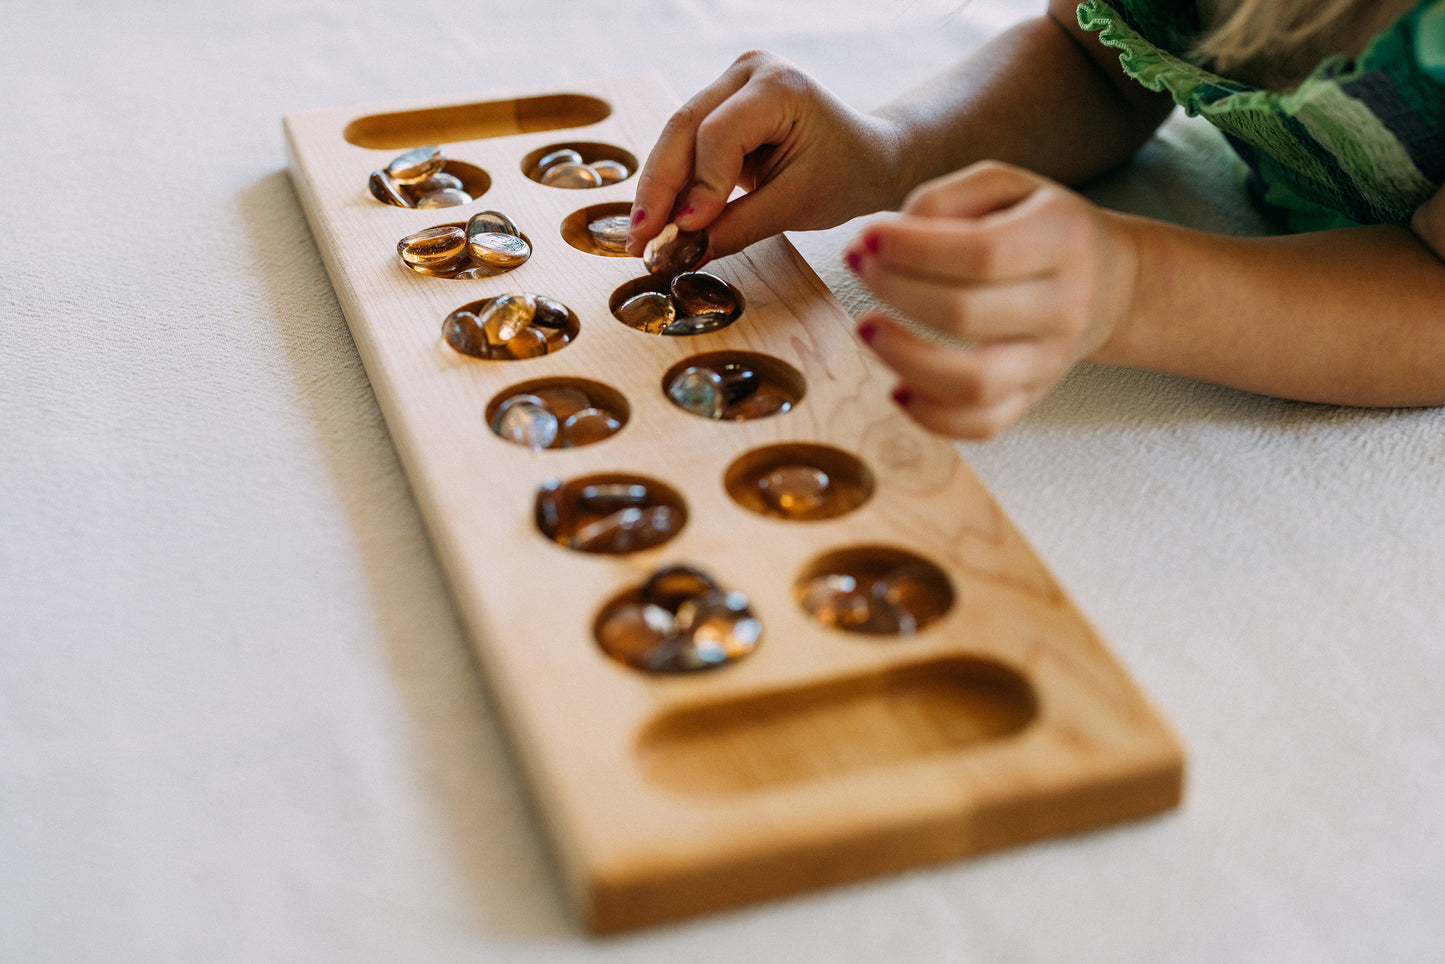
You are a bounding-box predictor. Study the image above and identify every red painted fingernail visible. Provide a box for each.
[857,319,877,344]
[677,204,695,220]
[891,386,911,407]
[630,208,647,227]
[864,231,880,255]
[844,250,861,272]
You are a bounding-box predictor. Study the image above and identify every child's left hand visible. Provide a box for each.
[846,161,1139,439]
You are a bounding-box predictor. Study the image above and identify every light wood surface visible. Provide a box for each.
[284,74,1184,934]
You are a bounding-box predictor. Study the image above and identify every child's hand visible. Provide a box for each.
[846,161,1138,439]
[627,50,905,260]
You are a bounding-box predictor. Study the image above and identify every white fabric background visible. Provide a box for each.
[3,1,1443,961]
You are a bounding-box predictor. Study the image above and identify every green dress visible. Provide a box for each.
[1076,0,1445,231]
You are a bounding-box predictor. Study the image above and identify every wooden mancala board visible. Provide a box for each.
[283,74,1184,934]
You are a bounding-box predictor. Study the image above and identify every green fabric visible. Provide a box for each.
[1077,0,1445,232]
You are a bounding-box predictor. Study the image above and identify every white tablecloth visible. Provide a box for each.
[4,1,1442,960]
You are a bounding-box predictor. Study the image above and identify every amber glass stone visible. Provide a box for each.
[441,309,487,358]
[468,232,531,269]
[398,225,470,273]
[368,169,413,208]
[385,145,445,184]
[757,464,831,517]
[643,223,708,277]
[590,159,630,185]
[616,291,675,333]
[466,209,520,238]
[670,272,740,320]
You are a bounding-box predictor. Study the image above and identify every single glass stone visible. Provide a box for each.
[416,188,472,209]
[660,311,732,336]
[531,295,571,330]
[640,565,719,613]
[617,291,676,333]
[541,162,602,189]
[479,293,536,347]
[725,382,793,420]
[590,159,630,185]
[411,170,464,195]
[668,366,728,419]
[466,209,520,238]
[368,169,413,208]
[560,407,622,447]
[577,482,650,513]
[534,477,569,536]
[587,214,631,252]
[536,147,584,175]
[468,231,531,269]
[386,145,445,184]
[441,309,488,358]
[530,385,591,421]
[674,589,762,664]
[596,599,679,667]
[568,506,653,553]
[798,573,875,630]
[490,394,559,450]
[492,325,550,360]
[716,363,762,403]
[643,223,708,277]
[757,464,831,517]
[876,563,949,631]
[398,225,470,272]
[670,272,739,320]
[452,264,506,280]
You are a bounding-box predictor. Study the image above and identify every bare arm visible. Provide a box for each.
[627,0,1174,256]
[875,0,1175,199]
[1099,216,1445,407]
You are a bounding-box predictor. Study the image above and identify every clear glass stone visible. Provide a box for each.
[416,187,473,208]
[668,366,727,419]
[541,162,601,189]
[560,408,622,447]
[587,214,631,252]
[757,464,831,517]
[491,394,559,450]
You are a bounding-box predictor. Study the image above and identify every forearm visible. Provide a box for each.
[1096,216,1445,406]
[872,7,1173,206]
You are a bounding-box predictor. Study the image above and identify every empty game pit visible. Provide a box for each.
[662,351,803,421]
[485,377,629,450]
[724,443,874,521]
[534,473,686,555]
[343,94,612,148]
[561,201,633,257]
[795,545,955,636]
[522,141,638,188]
[635,656,1037,793]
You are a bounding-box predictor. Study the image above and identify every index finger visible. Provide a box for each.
[627,63,755,255]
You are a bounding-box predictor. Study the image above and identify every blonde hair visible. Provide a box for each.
[1193,0,1366,71]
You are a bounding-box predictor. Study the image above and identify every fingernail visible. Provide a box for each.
[630,208,647,227]
[864,231,880,255]
[857,319,877,344]
[891,386,911,408]
[676,204,695,220]
[844,250,860,273]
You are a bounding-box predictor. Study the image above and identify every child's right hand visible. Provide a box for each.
[627,50,906,260]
